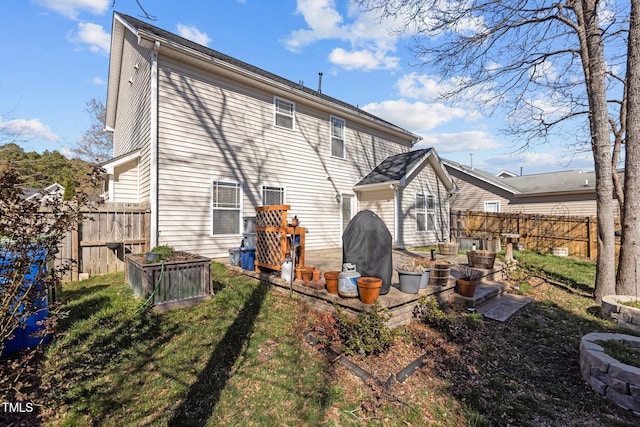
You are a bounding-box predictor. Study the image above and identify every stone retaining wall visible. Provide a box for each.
[601,295,640,333]
[580,332,640,415]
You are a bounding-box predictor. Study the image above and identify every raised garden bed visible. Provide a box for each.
[125,252,212,311]
[601,295,640,333]
[580,332,640,414]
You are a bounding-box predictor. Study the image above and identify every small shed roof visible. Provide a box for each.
[355,148,456,193]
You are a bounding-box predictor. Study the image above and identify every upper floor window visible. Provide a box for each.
[212,181,242,235]
[330,116,346,158]
[262,185,284,206]
[274,97,295,130]
[416,193,436,232]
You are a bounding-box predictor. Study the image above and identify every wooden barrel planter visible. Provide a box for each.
[438,242,459,255]
[428,260,451,286]
[467,250,497,269]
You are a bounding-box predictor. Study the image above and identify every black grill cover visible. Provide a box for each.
[342,210,393,294]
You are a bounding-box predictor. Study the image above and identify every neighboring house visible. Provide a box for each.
[444,159,618,217]
[22,183,65,202]
[101,13,456,259]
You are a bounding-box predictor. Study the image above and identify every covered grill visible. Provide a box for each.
[342,210,393,295]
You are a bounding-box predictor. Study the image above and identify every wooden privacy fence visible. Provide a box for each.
[55,203,150,280]
[452,210,620,260]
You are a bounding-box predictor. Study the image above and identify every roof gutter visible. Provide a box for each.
[353,180,401,192]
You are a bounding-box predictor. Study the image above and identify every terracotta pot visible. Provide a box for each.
[295,267,303,280]
[301,267,313,282]
[324,271,340,294]
[456,278,478,297]
[312,269,322,280]
[357,277,382,304]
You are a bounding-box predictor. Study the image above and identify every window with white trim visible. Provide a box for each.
[212,181,241,235]
[262,185,284,206]
[330,116,346,158]
[274,97,295,129]
[416,193,436,232]
[484,201,500,213]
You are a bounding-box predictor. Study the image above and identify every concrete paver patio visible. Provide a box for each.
[214,248,529,327]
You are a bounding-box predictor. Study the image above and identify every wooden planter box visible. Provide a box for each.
[125,252,212,310]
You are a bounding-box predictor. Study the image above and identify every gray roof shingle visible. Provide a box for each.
[356,149,432,186]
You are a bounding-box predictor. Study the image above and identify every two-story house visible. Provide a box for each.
[102,12,456,259]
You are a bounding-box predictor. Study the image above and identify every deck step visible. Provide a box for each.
[449,279,508,308]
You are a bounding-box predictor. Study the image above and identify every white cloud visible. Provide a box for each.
[176,24,211,46]
[69,21,110,55]
[361,99,471,134]
[328,48,399,71]
[92,76,106,85]
[285,0,348,52]
[415,131,502,153]
[285,0,406,71]
[34,0,109,20]
[0,117,59,142]
[396,73,445,100]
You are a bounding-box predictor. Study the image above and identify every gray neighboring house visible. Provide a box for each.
[443,159,616,217]
[101,12,456,258]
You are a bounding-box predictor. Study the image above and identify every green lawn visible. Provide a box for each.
[5,252,640,426]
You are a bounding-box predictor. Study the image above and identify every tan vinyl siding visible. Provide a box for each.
[112,159,139,203]
[509,196,599,216]
[155,57,409,257]
[448,167,602,216]
[449,171,512,213]
[402,162,451,247]
[112,31,152,201]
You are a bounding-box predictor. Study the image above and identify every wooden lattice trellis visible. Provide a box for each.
[255,205,305,271]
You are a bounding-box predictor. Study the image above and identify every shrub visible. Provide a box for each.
[414,295,459,332]
[336,304,395,356]
[151,245,175,260]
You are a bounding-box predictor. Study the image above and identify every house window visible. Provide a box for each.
[330,116,346,158]
[274,97,295,129]
[262,185,284,206]
[212,181,241,235]
[484,201,500,213]
[417,193,436,232]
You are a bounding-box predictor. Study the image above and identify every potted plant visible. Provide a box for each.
[357,277,382,304]
[414,258,432,288]
[455,266,483,297]
[396,258,426,294]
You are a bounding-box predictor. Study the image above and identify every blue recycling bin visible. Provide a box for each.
[240,248,256,271]
[1,247,50,357]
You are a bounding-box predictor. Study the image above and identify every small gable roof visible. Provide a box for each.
[354,148,456,193]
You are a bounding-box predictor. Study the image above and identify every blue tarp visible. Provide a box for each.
[1,247,50,357]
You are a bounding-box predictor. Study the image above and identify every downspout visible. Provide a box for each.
[394,184,403,249]
[150,40,160,248]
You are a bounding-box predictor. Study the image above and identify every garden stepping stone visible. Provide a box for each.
[476,293,533,321]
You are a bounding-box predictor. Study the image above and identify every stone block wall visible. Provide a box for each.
[580,332,640,415]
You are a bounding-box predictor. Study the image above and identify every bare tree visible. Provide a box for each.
[617,0,640,295]
[71,99,113,164]
[357,0,636,300]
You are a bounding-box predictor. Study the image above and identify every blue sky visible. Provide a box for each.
[0,0,596,174]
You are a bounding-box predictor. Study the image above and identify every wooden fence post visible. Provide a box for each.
[71,224,79,281]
